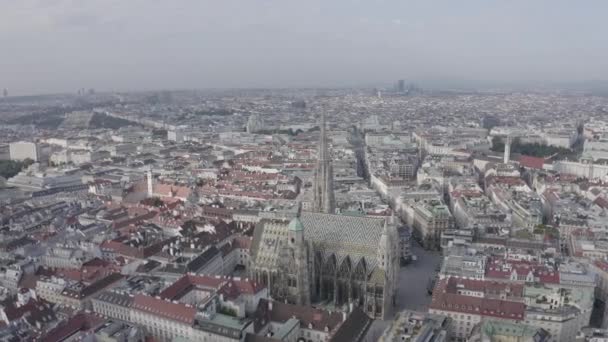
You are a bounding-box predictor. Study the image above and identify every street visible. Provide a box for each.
[364,241,443,341]
[395,241,442,312]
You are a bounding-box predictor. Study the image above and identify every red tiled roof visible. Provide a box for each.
[445,277,524,298]
[132,294,196,325]
[82,257,111,268]
[233,236,252,250]
[430,279,525,320]
[3,298,50,322]
[160,274,265,303]
[252,299,345,333]
[56,268,84,282]
[219,278,266,300]
[519,155,545,169]
[40,313,103,342]
[594,196,608,209]
[595,260,608,273]
[19,274,39,290]
[485,258,559,284]
[153,183,192,199]
[159,274,225,300]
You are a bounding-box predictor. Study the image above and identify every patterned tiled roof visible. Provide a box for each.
[252,212,390,274]
[300,212,384,248]
[300,212,385,264]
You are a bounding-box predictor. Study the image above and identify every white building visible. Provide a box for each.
[9,141,40,161]
[541,128,578,149]
[50,149,107,165]
[553,160,608,181]
[168,130,185,142]
[35,276,67,304]
[40,247,88,269]
[584,135,608,161]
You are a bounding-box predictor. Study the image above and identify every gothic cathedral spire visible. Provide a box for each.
[313,112,335,214]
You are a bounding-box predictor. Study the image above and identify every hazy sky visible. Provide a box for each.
[2,0,607,95]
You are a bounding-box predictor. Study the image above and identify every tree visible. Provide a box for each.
[22,158,34,167]
[0,160,32,179]
[217,306,238,317]
[152,129,167,138]
[491,136,575,159]
[491,136,505,152]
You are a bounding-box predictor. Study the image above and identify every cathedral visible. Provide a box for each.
[249,113,400,319]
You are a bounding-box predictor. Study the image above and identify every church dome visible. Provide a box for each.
[288,217,304,231]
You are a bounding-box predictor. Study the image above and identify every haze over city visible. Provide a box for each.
[2,0,608,95]
[3,2,608,342]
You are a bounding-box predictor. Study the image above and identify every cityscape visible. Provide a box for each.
[2,2,608,342]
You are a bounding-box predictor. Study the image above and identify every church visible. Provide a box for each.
[249,113,400,319]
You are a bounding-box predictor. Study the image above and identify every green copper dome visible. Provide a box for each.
[288,217,304,231]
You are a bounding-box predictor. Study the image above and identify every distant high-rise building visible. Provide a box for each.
[2,88,7,98]
[397,79,405,93]
[146,167,154,197]
[312,112,335,214]
[504,135,512,164]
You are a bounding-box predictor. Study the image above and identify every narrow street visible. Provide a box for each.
[352,127,444,340]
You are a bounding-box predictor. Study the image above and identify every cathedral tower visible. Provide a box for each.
[377,215,399,312]
[312,112,335,213]
[287,216,311,305]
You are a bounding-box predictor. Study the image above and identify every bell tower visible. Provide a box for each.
[287,216,311,305]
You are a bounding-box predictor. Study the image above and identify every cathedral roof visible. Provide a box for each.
[300,212,389,271]
[251,213,394,273]
[300,212,384,249]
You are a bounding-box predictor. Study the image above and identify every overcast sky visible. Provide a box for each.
[2,0,607,95]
